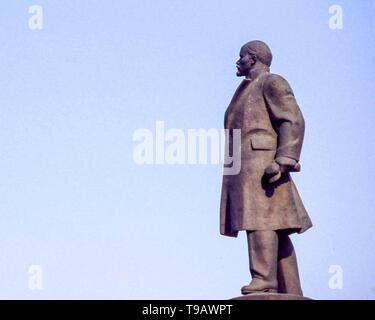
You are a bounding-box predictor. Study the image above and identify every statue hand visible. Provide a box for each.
[264,161,282,183]
[264,157,301,183]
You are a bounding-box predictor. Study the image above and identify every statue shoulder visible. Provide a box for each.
[263,73,294,96]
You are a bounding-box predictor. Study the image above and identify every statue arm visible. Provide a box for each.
[263,74,305,182]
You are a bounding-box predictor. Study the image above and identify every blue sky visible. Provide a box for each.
[0,0,374,299]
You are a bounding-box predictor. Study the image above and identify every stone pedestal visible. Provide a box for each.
[231,293,312,300]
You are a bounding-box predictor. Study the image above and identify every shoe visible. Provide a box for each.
[241,278,278,295]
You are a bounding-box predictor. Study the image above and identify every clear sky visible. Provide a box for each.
[0,0,374,299]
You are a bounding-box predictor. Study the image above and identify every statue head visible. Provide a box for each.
[236,40,273,77]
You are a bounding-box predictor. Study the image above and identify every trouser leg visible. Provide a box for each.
[277,232,303,295]
[241,230,278,294]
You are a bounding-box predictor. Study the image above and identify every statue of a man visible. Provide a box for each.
[220,40,312,296]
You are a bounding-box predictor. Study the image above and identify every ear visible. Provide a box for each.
[249,54,257,66]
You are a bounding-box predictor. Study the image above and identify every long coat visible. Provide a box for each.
[220,69,312,237]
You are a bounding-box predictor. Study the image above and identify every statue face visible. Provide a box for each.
[236,46,254,77]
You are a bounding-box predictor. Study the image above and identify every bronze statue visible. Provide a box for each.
[220,40,312,296]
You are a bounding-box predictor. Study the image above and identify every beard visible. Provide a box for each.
[236,68,246,77]
[236,67,243,77]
